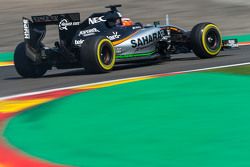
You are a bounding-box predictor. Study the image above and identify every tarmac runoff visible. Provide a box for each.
[0,34,250,67]
[1,63,250,166]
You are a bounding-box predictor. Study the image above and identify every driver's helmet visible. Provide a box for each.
[121,18,134,27]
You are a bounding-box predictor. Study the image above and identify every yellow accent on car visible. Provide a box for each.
[97,39,115,70]
[202,24,222,56]
[112,30,139,46]
[170,27,180,32]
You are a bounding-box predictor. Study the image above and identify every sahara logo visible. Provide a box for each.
[131,30,164,48]
[59,19,79,30]
[88,16,106,24]
[107,32,121,40]
[23,19,30,39]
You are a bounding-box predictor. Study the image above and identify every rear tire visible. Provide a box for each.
[191,22,222,58]
[80,36,115,73]
[14,42,47,78]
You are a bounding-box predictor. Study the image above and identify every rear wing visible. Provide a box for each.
[22,13,80,51]
[31,15,59,25]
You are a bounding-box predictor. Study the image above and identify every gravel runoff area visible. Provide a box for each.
[0,0,249,52]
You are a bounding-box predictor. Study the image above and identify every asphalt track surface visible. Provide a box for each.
[0,0,250,96]
[0,46,250,97]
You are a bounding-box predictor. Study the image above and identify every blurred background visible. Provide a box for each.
[0,0,249,52]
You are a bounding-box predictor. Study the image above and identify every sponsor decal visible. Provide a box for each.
[135,44,154,52]
[107,32,121,41]
[131,30,164,48]
[59,19,79,30]
[88,16,106,25]
[79,28,100,36]
[23,19,30,39]
[32,15,58,23]
[115,47,123,54]
[132,26,142,30]
[75,39,84,45]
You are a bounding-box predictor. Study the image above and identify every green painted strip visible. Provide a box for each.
[223,34,250,43]
[116,51,156,59]
[4,72,250,167]
[0,52,13,62]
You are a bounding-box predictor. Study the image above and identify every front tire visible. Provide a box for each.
[14,42,47,78]
[191,23,222,59]
[80,36,115,73]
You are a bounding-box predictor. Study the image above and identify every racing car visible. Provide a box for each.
[14,4,234,78]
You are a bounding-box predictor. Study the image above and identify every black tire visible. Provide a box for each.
[80,36,115,73]
[14,42,47,78]
[191,22,222,59]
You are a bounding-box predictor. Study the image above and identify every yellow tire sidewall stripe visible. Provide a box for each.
[202,24,222,56]
[97,39,115,70]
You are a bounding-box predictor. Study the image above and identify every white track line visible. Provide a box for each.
[0,76,153,101]
[171,62,250,73]
[1,62,250,101]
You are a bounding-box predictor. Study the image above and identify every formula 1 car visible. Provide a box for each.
[14,4,234,78]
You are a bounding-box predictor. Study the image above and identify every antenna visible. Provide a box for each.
[166,14,169,25]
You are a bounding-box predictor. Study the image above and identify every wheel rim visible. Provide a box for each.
[97,39,115,71]
[100,43,113,65]
[205,29,220,51]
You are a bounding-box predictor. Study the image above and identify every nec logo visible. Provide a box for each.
[88,16,106,24]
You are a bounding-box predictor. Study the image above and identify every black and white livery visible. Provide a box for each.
[14,4,236,77]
